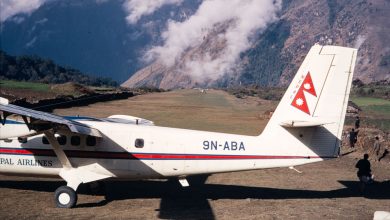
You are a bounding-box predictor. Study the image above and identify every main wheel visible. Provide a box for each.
[54,186,77,208]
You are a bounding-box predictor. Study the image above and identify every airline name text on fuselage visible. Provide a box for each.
[0,157,53,167]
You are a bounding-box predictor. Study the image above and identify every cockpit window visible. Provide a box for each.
[42,136,49,144]
[18,137,27,143]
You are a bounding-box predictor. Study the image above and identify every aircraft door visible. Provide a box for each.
[127,133,160,177]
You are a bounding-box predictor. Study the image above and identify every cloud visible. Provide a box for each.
[0,0,48,23]
[145,0,282,83]
[123,0,183,24]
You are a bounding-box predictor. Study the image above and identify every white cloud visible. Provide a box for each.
[145,0,282,83]
[123,0,183,24]
[0,0,48,23]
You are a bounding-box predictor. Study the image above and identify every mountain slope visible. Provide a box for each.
[123,0,390,89]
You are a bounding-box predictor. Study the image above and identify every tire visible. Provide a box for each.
[54,186,77,208]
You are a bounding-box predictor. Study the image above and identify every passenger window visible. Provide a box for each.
[86,136,96,146]
[42,136,49,144]
[18,137,27,143]
[135,139,144,148]
[71,136,81,146]
[56,135,67,145]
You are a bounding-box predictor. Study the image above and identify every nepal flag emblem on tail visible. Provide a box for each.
[291,72,317,115]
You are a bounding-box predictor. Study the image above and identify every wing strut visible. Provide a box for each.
[43,130,82,190]
[43,130,113,191]
[44,131,73,169]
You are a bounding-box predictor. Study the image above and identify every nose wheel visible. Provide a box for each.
[54,186,77,208]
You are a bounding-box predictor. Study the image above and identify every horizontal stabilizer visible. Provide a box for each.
[280,120,334,128]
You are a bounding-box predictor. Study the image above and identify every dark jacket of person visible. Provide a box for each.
[355,159,371,177]
[349,131,357,142]
[355,118,360,128]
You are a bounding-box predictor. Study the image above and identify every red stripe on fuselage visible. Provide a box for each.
[0,147,325,160]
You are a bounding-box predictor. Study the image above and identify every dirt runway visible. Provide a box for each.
[0,150,389,219]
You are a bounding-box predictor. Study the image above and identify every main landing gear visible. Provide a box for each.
[43,131,110,208]
[54,186,78,208]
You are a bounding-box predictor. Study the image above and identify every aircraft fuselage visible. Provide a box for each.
[0,120,321,180]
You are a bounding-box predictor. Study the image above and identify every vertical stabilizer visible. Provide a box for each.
[261,44,357,158]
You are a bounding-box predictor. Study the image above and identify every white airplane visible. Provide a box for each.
[0,44,357,208]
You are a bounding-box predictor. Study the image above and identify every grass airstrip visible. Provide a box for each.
[53,89,390,133]
[54,89,278,136]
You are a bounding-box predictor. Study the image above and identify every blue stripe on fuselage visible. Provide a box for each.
[64,116,103,121]
[3,120,24,125]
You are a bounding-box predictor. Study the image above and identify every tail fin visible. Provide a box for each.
[261,44,357,158]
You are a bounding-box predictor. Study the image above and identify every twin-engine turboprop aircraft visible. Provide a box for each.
[0,44,357,208]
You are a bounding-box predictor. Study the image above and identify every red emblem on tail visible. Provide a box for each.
[291,72,317,115]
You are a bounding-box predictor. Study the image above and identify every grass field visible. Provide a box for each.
[351,96,390,106]
[54,89,278,135]
[0,80,113,101]
[53,90,390,133]
[0,80,50,92]
[350,96,390,130]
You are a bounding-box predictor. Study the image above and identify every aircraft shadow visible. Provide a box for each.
[1,178,389,219]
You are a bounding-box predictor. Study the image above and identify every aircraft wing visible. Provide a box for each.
[1,98,111,188]
[0,98,101,137]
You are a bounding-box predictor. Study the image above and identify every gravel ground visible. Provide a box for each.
[0,151,389,219]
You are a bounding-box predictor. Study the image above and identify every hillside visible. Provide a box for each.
[0,50,117,87]
[123,0,390,89]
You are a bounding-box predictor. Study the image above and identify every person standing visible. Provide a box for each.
[374,136,381,161]
[349,128,357,148]
[355,116,360,129]
[355,154,373,192]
